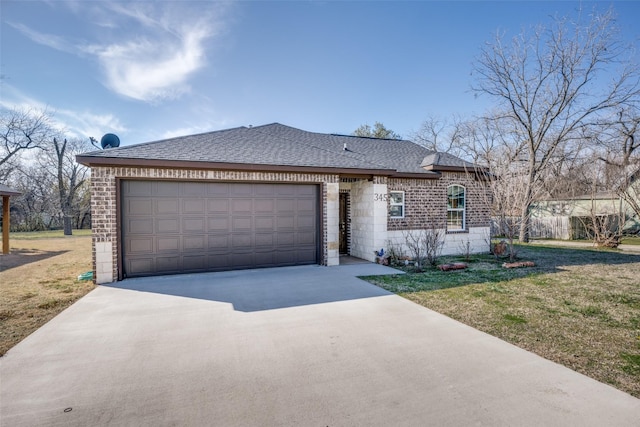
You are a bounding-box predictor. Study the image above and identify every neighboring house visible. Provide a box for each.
[530,190,640,239]
[77,123,491,284]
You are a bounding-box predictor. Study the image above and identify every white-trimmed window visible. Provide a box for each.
[389,191,405,218]
[447,185,465,230]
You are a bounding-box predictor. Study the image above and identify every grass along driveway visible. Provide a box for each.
[363,245,640,398]
[0,231,94,356]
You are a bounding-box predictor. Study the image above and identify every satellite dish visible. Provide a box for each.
[100,133,120,149]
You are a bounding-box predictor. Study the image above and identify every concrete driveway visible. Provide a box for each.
[1,264,639,426]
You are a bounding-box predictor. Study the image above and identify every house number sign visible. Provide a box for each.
[374,193,389,202]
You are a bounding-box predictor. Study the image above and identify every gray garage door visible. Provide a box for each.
[121,181,319,278]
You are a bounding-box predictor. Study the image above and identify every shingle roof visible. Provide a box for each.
[77,123,476,175]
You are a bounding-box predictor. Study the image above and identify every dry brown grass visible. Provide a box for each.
[364,246,640,398]
[0,233,94,356]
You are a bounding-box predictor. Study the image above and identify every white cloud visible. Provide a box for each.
[7,22,76,54]
[85,23,212,102]
[11,2,229,103]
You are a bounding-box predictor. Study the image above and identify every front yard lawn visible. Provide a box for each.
[363,245,640,398]
[0,232,94,356]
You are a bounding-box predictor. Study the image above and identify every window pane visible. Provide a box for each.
[390,205,403,218]
[390,192,403,204]
[447,210,463,229]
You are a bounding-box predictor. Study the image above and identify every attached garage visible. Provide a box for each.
[121,180,320,278]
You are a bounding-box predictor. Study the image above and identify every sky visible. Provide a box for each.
[1,1,639,147]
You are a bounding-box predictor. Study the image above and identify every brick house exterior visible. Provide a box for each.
[78,124,491,283]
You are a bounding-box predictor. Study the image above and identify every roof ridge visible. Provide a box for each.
[247,123,392,170]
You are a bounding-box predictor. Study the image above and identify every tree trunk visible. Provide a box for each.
[519,170,534,243]
[63,215,72,235]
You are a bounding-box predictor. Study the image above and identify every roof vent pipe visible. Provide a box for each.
[343,142,347,151]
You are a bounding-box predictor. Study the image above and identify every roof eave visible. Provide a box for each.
[422,164,488,173]
[389,171,441,179]
[75,156,396,176]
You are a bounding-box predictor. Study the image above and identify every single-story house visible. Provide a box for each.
[77,123,491,284]
[530,189,640,240]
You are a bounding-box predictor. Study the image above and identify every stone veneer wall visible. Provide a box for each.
[349,178,388,262]
[90,166,339,284]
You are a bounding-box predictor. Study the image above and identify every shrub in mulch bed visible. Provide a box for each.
[438,262,468,271]
[502,261,535,269]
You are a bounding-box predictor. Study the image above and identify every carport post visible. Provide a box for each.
[2,195,9,254]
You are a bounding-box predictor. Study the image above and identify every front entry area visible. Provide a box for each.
[121,180,320,278]
[339,191,350,255]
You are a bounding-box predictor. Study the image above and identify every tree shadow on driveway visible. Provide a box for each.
[102,264,401,312]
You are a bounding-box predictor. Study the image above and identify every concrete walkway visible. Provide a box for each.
[1,264,639,426]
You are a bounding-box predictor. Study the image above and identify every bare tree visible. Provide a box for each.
[41,137,91,235]
[411,115,466,157]
[592,107,640,230]
[8,165,58,231]
[0,107,54,181]
[473,8,640,242]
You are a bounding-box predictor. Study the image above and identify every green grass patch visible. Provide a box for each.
[621,237,640,246]
[620,353,640,375]
[9,229,91,240]
[503,314,528,324]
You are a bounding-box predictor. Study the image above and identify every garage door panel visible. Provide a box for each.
[277,232,295,245]
[184,236,206,251]
[183,182,205,196]
[231,234,252,249]
[126,181,152,195]
[232,199,252,214]
[122,181,318,277]
[273,251,295,264]
[128,238,153,254]
[157,237,179,252]
[156,199,179,214]
[157,218,179,233]
[255,233,274,247]
[128,219,153,234]
[207,183,229,196]
[297,232,316,245]
[208,199,229,213]
[276,199,295,213]
[208,217,229,231]
[254,252,275,266]
[127,199,153,216]
[277,216,295,230]
[156,256,180,272]
[128,258,153,275]
[255,184,277,195]
[297,199,315,212]
[183,199,205,213]
[255,216,275,230]
[154,182,180,196]
[183,255,207,270]
[275,184,296,196]
[231,254,254,268]
[208,254,231,269]
[208,235,229,250]
[297,215,315,228]
[296,249,316,263]
[183,218,205,233]
[232,217,252,231]
[254,199,275,213]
